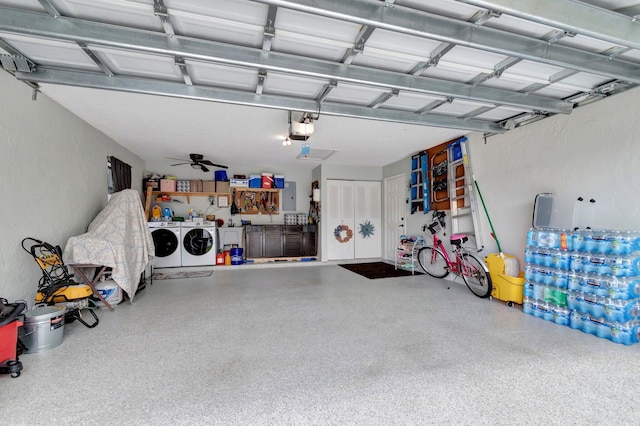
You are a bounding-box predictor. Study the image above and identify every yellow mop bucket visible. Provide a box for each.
[485,253,524,305]
[474,177,524,305]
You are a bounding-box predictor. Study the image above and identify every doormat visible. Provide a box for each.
[151,270,212,280]
[338,262,423,279]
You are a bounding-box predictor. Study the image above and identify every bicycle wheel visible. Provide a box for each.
[460,253,492,298]
[418,246,449,278]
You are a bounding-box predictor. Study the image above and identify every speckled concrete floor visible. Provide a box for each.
[3,264,640,425]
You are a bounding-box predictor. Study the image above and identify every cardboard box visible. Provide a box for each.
[143,178,160,191]
[202,180,216,192]
[160,179,176,192]
[216,180,230,193]
[190,179,203,192]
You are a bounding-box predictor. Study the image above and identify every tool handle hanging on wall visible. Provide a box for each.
[473,176,502,254]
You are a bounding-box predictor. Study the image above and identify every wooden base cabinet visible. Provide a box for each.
[245,225,317,258]
[283,226,303,257]
[246,226,264,258]
[302,226,317,256]
[283,225,318,257]
[264,225,284,258]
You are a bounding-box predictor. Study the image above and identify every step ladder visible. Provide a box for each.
[447,137,484,250]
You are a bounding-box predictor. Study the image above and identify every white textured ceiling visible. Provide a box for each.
[0,0,638,171]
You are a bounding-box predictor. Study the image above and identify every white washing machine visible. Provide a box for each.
[148,221,182,268]
[181,220,217,266]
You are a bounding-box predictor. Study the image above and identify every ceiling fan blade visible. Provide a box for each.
[166,157,189,161]
[200,159,228,168]
[200,165,210,172]
[208,162,228,169]
[170,162,190,166]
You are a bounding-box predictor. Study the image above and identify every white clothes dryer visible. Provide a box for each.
[148,221,182,268]
[181,220,217,266]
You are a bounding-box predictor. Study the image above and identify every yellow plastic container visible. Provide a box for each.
[485,253,525,305]
[36,284,93,304]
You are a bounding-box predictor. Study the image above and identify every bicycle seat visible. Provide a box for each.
[450,234,468,246]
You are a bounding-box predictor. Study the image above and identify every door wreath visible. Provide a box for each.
[334,224,353,243]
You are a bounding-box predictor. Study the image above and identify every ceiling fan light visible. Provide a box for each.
[191,164,200,169]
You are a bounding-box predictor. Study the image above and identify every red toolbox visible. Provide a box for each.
[0,300,26,378]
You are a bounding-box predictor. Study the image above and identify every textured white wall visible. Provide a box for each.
[0,72,144,305]
[468,86,640,265]
[383,86,640,268]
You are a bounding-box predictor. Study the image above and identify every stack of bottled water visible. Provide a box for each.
[523,228,640,345]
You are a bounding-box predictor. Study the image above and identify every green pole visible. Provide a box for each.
[474,177,502,253]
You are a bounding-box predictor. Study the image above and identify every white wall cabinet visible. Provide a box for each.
[326,180,381,260]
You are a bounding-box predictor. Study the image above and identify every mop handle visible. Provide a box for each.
[473,177,502,253]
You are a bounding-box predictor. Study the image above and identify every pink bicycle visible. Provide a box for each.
[417,209,492,298]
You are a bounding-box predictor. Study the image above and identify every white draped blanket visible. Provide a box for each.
[63,189,155,302]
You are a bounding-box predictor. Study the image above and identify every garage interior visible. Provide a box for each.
[2,0,640,423]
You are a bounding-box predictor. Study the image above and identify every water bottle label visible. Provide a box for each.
[560,232,569,251]
[540,231,559,249]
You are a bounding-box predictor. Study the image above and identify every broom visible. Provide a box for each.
[473,175,519,276]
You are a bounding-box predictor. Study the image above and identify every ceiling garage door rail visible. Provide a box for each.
[13,67,503,133]
[1,0,638,134]
[249,0,640,84]
[0,6,572,118]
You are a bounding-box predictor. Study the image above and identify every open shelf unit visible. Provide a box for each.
[151,191,229,204]
[143,186,230,219]
[395,235,425,274]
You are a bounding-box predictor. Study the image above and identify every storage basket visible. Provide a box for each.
[176,180,190,192]
[285,213,298,225]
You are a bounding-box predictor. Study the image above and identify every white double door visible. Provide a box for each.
[326,180,382,260]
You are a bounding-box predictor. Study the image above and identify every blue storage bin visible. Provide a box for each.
[214,170,228,181]
[274,175,285,189]
[248,175,261,188]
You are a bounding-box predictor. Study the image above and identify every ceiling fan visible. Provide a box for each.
[167,153,228,172]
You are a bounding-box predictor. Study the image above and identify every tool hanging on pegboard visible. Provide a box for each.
[432,180,448,192]
[431,149,449,203]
